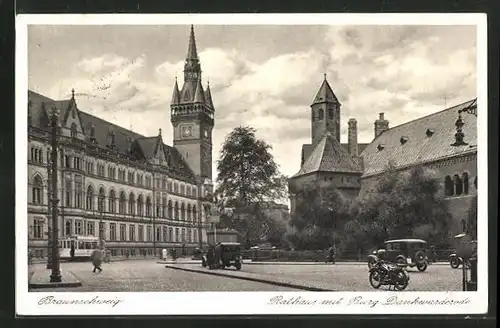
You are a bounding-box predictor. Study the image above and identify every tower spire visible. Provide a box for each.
[186,24,198,60]
[183,25,201,83]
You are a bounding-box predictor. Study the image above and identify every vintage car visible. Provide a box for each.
[202,242,242,270]
[367,238,429,272]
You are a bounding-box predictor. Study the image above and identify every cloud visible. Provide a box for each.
[37,25,476,179]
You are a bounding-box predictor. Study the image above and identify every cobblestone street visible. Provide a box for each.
[29,259,464,292]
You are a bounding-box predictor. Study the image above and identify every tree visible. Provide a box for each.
[215,126,288,245]
[288,182,350,250]
[344,166,453,251]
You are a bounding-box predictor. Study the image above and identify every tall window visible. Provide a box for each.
[99,222,105,240]
[175,228,180,242]
[163,227,168,241]
[156,196,161,218]
[147,226,152,242]
[328,107,334,120]
[119,192,127,214]
[70,123,77,138]
[318,108,324,120]
[156,227,161,242]
[137,195,144,216]
[109,190,116,213]
[463,172,469,195]
[187,229,192,242]
[174,202,179,220]
[169,228,173,242]
[32,218,43,238]
[187,205,192,222]
[168,200,173,219]
[109,223,116,241]
[65,178,72,207]
[454,174,463,196]
[146,197,152,217]
[444,176,454,196]
[86,185,94,210]
[98,187,105,212]
[128,193,136,215]
[193,229,198,243]
[180,185,185,195]
[65,220,71,236]
[75,220,82,235]
[87,222,95,236]
[182,228,186,242]
[162,197,167,218]
[192,206,197,223]
[32,175,43,204]
[120,224,126,241]
[180,203,185,221]
[138,225,144,242]
[74,176,83,208]
[129,225,136,241]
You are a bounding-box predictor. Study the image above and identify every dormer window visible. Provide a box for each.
[426,128,435,137]
[377,144,385,151]
[400,136,408,145]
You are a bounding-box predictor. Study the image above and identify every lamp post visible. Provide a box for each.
[99,207,104,249]
[49,107,61,283]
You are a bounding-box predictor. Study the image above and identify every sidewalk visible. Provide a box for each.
[157,259,449,265]
[31,255,161,264]
[28,265,82,289]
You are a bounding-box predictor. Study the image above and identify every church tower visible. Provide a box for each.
[311,74,341,145]
[171,25,215,180]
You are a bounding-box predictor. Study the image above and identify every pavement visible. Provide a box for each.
[28,267,82,289]
[27,259,463,292]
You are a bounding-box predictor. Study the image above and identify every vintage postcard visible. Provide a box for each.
[16,13,488,316]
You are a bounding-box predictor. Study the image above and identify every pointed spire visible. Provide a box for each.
[159,128,162,137]
[312,75,339,105]
[186,25,198,60]
[71,88,75,99]
[205,80,214,108]
[194,78,205,103]
[171,77,180,105]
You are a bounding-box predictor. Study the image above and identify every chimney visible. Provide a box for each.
[374,112,389,138]
[347,118,358,157]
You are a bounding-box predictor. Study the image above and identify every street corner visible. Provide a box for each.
[28,265,82,289]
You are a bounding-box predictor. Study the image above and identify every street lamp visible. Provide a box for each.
[48,107,61,283]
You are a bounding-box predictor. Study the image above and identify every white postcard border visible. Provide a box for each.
[15,13,489,316]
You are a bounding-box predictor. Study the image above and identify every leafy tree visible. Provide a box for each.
[215,126,288,245]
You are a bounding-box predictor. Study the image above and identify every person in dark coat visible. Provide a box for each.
[70,244,75,261]
[90,246,103,273]
[214,242,222,269]
[206,246,215,269]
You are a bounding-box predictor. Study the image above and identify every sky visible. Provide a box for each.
[27,24,477,179]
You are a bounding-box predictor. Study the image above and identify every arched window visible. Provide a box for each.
[146,197,152,217]
[137,195,144,216]
[168,228,173,242]
[32,175,43,204]
[461,219,467,232]
[119,191,127,214]
[454,174,463,196]
[318,109,324,121]
[65,220,71,236]
[462,172,469,195]
[108,190,116,213]
[193,229,198,243]
[187,204,192,222]
[168,200,173,219]
[86,185,94,210]
[129,193,136,215]
[174,202,179,220]
[444,176,454,196]
[328,107,334,120]
[180,203,185,221]
[192,205,197,223]
[98,187,105,212]
[70,123,77,138]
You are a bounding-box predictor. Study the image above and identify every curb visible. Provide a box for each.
[164,265,332,292]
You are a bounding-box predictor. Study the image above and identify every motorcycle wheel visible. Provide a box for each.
[369,271,382,289]
[450,257,460,269]
[416,262,427,272]
[394,271,409,291]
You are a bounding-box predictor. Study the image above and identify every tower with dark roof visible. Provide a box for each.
[171,25,214,181]
[311,74,341,145]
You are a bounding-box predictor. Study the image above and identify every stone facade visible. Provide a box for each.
[28,26,214,258]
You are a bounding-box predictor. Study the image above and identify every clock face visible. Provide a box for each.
[182,126,192,137]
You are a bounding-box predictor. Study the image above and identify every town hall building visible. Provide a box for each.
[27,26,215,259]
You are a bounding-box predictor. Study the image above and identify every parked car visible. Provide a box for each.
[367,239,429,272]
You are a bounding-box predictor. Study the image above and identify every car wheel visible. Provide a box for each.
[369,271,382,289]
[417,262,427,272]
[450,257,460,269]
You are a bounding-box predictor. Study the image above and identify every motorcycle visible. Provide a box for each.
[369,261,410,291]
[449,253,471,269]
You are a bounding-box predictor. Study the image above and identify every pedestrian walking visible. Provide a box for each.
[90,246,104,273]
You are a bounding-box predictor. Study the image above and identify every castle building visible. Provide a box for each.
[289,75,477,239]
[27,25,215,258]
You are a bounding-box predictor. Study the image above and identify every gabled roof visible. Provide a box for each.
[28,90,197,181]
[360,99,477,177]
[312,77,340,105]
[292,132,362,178]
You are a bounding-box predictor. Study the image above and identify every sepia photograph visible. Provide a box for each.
[16,13,488,315]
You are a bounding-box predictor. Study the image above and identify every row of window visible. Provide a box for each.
[312,107,336,121]
[444,172,477,197]
[30,147,47,164]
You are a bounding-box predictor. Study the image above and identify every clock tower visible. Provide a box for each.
[171,25,215,181]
